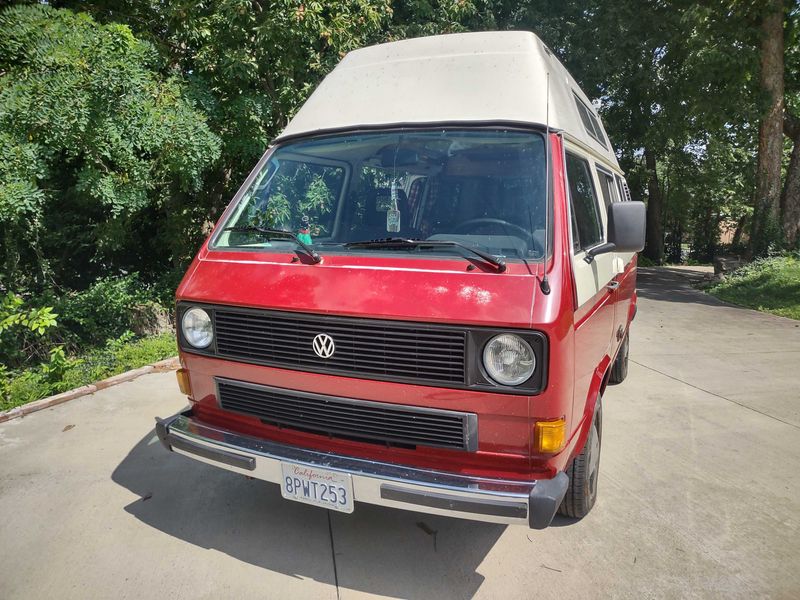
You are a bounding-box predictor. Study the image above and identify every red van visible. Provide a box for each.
[156,32,645,529]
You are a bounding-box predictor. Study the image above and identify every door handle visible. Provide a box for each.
[606,281,620,290]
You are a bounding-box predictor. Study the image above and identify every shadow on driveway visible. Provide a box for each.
[112,428,505,598]
[636,267,725,307]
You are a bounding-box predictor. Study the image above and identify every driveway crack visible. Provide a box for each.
[630,359,800,430]
[327,511,341,600]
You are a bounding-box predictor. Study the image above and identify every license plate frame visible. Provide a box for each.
[279,462,354,514]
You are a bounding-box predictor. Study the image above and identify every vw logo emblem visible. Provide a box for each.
[312,333,335,358]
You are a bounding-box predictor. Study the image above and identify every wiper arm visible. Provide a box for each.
[223,226,321,263]
[344,238,506,273]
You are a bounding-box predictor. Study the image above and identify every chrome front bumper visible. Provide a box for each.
[155,409,568,529]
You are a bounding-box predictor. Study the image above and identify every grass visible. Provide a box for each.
[1,332,177,412]
[707,255,800,320]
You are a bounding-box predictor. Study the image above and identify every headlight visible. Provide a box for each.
[181,307,213,349]
[482,334,536,386]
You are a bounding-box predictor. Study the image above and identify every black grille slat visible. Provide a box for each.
[220,389,466,433]
[222,400,465,446]
[220,386,466,428]
[213,347,464,375]
[212,308,467,384]
[217,379,474,451]
[213,334,465,360]
[220,401,465,438]
[214,330,465,355]
[215,313,464,341]
[214,332,465,356]
[213,345,464,373]
[231,409,463,444]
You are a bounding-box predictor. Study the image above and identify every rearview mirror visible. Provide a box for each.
[380,147,419,167]
[607,201,646,253]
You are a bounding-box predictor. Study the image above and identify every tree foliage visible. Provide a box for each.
[0,4,221,290]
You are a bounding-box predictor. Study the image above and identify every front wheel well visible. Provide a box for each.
[599,364,612,397]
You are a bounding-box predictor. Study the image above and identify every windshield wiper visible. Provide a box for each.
[344,238,506,273]
[223,226,321,263]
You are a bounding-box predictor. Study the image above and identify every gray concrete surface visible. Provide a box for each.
[1,267,799,599]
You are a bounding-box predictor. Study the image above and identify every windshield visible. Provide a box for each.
[213,129,547,260]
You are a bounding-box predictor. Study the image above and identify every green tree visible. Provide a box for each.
[0,4,221,290]
[58,0,393,215]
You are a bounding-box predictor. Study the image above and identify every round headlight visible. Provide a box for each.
[181,307,213,348]
[482,334,535,386]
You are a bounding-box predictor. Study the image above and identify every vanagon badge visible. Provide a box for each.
[312,334,335,358]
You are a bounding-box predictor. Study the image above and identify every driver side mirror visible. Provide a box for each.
[608,201,646,252]
[586,201,647,261]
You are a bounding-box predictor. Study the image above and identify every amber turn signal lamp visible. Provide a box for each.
[176,368,192,396]
[535,418,566,453]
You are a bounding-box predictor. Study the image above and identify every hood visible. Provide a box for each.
[178,250,538,328]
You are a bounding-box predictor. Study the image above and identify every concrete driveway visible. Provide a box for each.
[1,268,799,599]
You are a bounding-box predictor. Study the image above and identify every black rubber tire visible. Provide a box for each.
[608,331,630,385]
[558,400,602,519]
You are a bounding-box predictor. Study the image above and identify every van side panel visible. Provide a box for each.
[562,141,616,425]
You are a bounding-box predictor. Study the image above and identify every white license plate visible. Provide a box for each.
[280,462,354,513]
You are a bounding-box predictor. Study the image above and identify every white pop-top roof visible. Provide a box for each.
[276,31,618,167]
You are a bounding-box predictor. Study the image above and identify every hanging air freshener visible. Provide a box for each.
[387,181,401,233]
[297,215,313,244]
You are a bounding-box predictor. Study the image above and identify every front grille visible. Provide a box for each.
[213,308,467,385]
[217,378,477,451]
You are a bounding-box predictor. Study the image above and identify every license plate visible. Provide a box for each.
[280,462,354,513]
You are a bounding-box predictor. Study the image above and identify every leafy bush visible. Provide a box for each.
[1,331,177,411]
[0,292,59,366]
[637,254,657,267]
[53,273,167,349]
[0,4,221,291]
[707,255,800,320]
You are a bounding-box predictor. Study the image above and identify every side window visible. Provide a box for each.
[573,93,607,148]
[596,168,618,210]
[566,153,603,251]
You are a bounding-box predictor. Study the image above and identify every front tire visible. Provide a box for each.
[558,401,601,519]
[609,331,629,384]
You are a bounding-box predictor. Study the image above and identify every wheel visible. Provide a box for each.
[608,331,630,385]
[558,400,602,519]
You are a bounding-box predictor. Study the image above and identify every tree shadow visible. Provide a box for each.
[636,268,728,307]
[112,428,506,598]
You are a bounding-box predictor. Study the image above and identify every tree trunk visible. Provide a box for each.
[782,113,800,248]
[644,149,664,263]
[731,215,746,250]
[750,0,785,257]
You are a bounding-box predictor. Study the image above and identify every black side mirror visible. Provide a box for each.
[585,201,646,261]
[607,201,646,252]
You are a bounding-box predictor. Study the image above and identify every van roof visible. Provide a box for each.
[275,31,619,168]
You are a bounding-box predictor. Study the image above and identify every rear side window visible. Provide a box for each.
[596,168,617,210]
[566,153,603,251]
[573,93,607,148]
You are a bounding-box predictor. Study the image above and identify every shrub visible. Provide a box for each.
[1,331,177,411]
[707,255,800,320]
[637,254,657,267]
[0,292,59,366]
[0,4,221,291]
[53,273,169,350]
